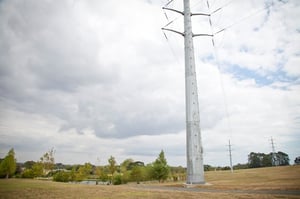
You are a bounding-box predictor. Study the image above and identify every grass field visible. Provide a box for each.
[0,165,300,199]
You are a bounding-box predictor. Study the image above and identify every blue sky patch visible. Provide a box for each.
[223,64,298,87]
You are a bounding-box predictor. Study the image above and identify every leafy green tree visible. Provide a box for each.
[24,161,35,169]
[248,151,290,168]
[262,154,272,167]
[248,152,262,168]
[233,163,249,170]
[21,162,43,178]
[108,156,117,183]
[151,150,170,183]
[130,165,142,184]
[141,164,154,182]
[74,163,93,181]
[21,149,55,178]
[21,169,35,178]
[98,166,109,182]
[120,159,134,183]
[95,166,102,178]
[0,148,17,178]
[121,158,134,171]
[108,156,117,175]
[32,162,44,177]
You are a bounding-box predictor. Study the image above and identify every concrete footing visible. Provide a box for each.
[184,182,212,188]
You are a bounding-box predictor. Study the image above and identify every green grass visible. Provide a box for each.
[0,166,300,199]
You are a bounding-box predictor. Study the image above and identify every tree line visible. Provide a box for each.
[248,151,290,168]
[53,150,171,184]
[0,148,171,184]
[0,148,294,184]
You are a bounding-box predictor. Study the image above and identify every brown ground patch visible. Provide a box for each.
[0,166,299,199]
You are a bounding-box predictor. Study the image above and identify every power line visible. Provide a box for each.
[161,30,183,66]
[206,0,233,140]
[164,0,174,7]
[213,1,278,36]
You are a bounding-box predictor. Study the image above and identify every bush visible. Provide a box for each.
[113,174,122,185]
[53,171,71,182]
[21,169,35,178]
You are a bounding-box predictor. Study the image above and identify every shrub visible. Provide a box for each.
[53,171,71,182]
[21,169,35,178]
[113,174,122,185]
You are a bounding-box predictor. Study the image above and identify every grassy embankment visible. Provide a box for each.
[0,165,299,199]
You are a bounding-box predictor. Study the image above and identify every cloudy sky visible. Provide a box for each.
[0,0,299,167]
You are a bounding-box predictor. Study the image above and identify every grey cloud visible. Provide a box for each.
[0,0,186,139]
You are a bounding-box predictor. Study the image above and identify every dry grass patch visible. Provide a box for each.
[0,166,300,199]
[203,165,300,190]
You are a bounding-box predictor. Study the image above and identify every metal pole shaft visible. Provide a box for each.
[229,140,233,173]
[184,0,205,184]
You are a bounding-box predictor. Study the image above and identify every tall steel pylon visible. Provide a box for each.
[162,0,211,184]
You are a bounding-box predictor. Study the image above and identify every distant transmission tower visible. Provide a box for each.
[270,137,278,166]
[162,0,213,184]
[228,140,233,173]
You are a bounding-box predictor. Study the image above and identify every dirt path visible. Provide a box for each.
[128,184,300,196]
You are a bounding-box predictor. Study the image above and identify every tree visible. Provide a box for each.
[233,163,249,170]
[21,149,55,178]
[108,156,117,175]
[40,148,55,175]
[276,151,289,166]
[53,171,71,182]
[295,156,300,165]
[248,151,290,168]
[119,159,134,183]
[98,166,109,182]
[121,158,134,171]
[32,162,44,177]
[151,150,170,183]
[108,156,117,183]
[74,162,93,181]
[24,161,35,169]
[261,154,272,167]
[0,148,17,178]
[248,152,262,168]
[131,165,142,184]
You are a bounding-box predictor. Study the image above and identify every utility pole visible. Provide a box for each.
[228,140,233,173]
[162,0,211,184]
[183,0,205,184]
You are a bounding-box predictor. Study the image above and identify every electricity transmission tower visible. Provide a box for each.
[162,0,212,184]
[270,137,278,166]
